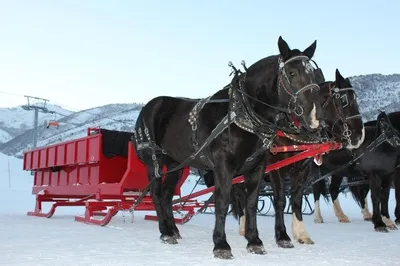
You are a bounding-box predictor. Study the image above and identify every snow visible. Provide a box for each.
[0,129,12,143]
[1,152,400,265]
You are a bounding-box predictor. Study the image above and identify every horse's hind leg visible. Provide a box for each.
[161,160,184,240]
[330,175,350,223]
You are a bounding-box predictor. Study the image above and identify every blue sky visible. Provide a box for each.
[0,0,398,111]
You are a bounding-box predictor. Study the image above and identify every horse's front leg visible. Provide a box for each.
[212,162,234,259]
[312,165,324,223]
[370,172,388,232]
[269,170,293,248]
[244,160,267,255]
[330,175,350,223]
[380,175,397,230]
[291,167,314,244]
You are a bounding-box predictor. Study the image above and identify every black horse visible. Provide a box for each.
[312,111,400,232]
[133,36,323,259]
[207,69,365,247]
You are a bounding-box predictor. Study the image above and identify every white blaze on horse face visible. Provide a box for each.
[309,103,319,129]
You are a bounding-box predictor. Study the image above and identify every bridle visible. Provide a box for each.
[230,55,323,136]
[277,55,320,118]
[322,82,363,146]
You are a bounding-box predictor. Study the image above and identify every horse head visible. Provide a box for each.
[240,36,323,133]
[320,69,365,149]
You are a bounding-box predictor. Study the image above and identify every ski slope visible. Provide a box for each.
[0,152,399,265]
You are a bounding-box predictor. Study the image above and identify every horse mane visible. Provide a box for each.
[246,54,279,75]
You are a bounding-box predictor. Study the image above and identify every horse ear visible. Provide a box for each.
[335,69,345,82]
[278,36,290,59]
[303,40,317,58]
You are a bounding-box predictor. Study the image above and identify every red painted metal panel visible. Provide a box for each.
[56,145,66,166]
[39,149,48,169]
[88,136,100,162]
[66,142,76,165]
[48,146,57,167]
[32,150,40,169]
[76,139,88,163]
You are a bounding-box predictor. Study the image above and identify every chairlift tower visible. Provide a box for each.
[21,95,54,149]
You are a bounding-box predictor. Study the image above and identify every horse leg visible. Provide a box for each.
[330,175,350,223]
[244,163,266,255]
[145,165,175,243]
[312,179,324,224]
[380,175,397,230]
[212,163,234,259]
[270,170,293,248]
[370,172,388,232]
[394,170,400,225]
[229,182,246,236]
[291,173,313,244]
[359,184,372,221]
[161,160,184,240]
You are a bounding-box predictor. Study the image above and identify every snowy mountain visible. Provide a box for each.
[0,103,143,158]
[349,74,400,121]
[0,73,399,158]
[0,104,74,144]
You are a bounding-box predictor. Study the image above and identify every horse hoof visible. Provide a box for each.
[277,240,294,248]
[364,217,373,222]
[314,218,324,224]
[298,238,314,245]
[375,226,389,233]
[213,249,234,260]
[388,224,398,230]
[339,218,350,223]
[160,235,178,244]
[173,231,182,239]
[247,245,267,255]
[395,219,400,225]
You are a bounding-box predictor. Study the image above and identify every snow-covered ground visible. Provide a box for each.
[1,152,399,265]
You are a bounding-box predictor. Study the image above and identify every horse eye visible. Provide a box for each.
[289,72,296,77]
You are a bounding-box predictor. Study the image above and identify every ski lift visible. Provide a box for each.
[46,112,60,129]
[46,121,60,129]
